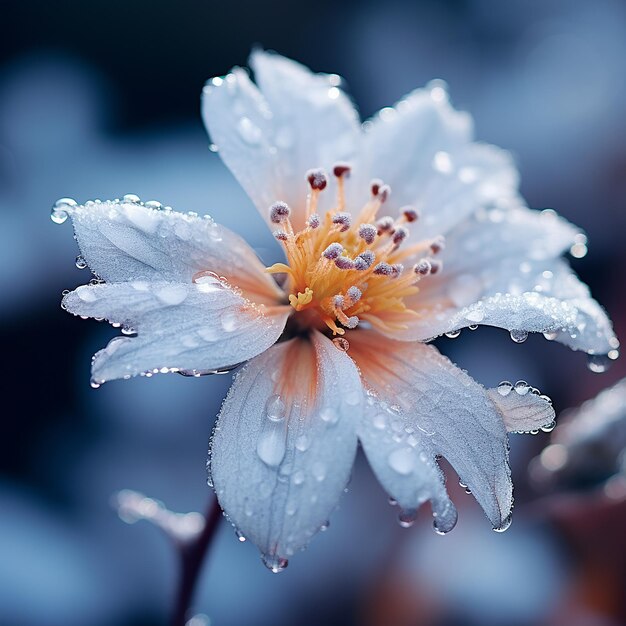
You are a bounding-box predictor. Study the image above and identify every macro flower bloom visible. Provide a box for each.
[55,51,618,572]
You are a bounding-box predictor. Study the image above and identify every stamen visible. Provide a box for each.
[323,243,343,260]
[307,168,328,191]
[414,258,432,275]
[335,256,355,270]
[430,236,445,254]
[345,316,359,329]
[373,262,394,276]
[354,250,375,270]
[370,179,383,197]
[358,223,377,244]
[307,214,320,229]
[288,287,314,310]
[273,229,289,241]
[376,216,395,234]
[346,286,362,303]
[378,184,391,203]
[430,259,443,275]
[402,207,420,222]
[333,294,345,308]
[332,212,352,232]
[270,201,291,223]
[333,163,351,178]
[391,263,404,278]
[392,227,409,246]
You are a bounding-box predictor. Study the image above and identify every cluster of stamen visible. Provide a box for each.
[266,164,445,338]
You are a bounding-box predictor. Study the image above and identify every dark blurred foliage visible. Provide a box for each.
[1,1,625,625]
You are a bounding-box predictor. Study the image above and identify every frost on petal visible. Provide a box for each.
[394,208,617,356]
[209,331,362,566]
[202,51,360,231]
[350,333,515,530]
[63,279,290,384]
[487,385,555,433]
[353,87,519,237]
[65,199,283,305]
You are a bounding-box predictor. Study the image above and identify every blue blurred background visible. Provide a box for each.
[1,1,625,625]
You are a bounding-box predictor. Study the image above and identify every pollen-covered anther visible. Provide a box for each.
[430,259,443,275]
[332,212,352,232]
[322,242,343,260]
[306,168,328,191]
[392,226,409,246]
[376,216,395,235]
[377,184,391,203]
[354,250,375,270]
[335,256,355,270]
[358,223,377,245]
[333,162,352,178]
[370,178,383,197]
[345,316,359,329]
[402,207,420,222]
[333,295,345,309]
[390,263,404,278]
[414,258,432,276]
[269,201,291,223]
[307,214,320,229]
[273,229,288,241]
[373,262,395,276]
[430,236,445,254]
[346,286,362,303]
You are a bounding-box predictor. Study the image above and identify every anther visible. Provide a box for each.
[269,201,291,223]
[322,243,343,260]
[307,214,320,229]
[376,216,395,234]
[430,236,445,254]
[333,295,345,309]
[430,259,443,275]
[392,227,409,245]
[373,262,394,276]
[273,230,289,241]
[378,184,391,203]
[391,263,404,277]
[307,168,328,191]
[370,179,383,197]
[358,223,377,245]
[354,250,375,270]
[345,316,359,329]
[335,256,355,270]
[346,286,362,303]
[332,212,352,232]
[414,258,432,275]
[333,163,351,178]
[402,207,420,222]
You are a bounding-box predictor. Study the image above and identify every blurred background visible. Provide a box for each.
[1,0,625,625]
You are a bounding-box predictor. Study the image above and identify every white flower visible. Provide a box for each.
[56,51,618,572]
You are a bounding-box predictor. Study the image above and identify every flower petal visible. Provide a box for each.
[63,279,289,384]
[487,385,555,433]
[65,198,283,305]
[349,333,517,530]
[209,330,362,567]
[354,86,519,237]
[203,51,360,230]
[393,208,617,355]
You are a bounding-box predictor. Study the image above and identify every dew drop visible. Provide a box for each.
[372,413,386,430]
[235,529,246,542]
[445,329,461,339]
[261,554,288,573]
[510,329,528,344]
[514,380,529,395]
[220,312,239,332]
[266,394,286,422]
[311,462,326,482]
[543,330,558,341]
[237,117,262,145]
[497,381,513,396]
[587,354,612,373]
[75,255,87,270]
[155,284,188,306]
[123,193,141,203]
[51,197,76,224]
[398,508,418,528]
[292,470,305,485]
[541,421,556,433]
[295,435,310,452]
[493,513,513,533]
[256,429,286,467]
[387,447,416,475]
[319,406,338,424]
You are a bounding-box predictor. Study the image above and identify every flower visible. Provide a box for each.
[55,51,618,572]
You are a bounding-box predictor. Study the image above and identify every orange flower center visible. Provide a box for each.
[266,166,444,339]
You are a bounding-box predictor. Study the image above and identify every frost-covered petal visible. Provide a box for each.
[203,51,360,231]
[394,208,616,355]
[350,334,515,530]
[209,331,362,566]
[65,199,283,305]
[487,385,555,433]
[353,87,519,238]
[63,278,289,384]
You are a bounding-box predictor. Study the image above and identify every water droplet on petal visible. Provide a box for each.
[266,394,286,421]
[493,513,513,533]
[587,354,612,373]
[398,508,418,528]
[235,529,246,542]
[295,434,310,452]
[445,329,461,339]
[75,255,87,269]
[261,554,288,573]
[387,447,416,475]
[256,429,286,467]
[510,329,528,344]
[514,380,529,395]
[319,406,338,424]
[237,117,262,145]
[497,381,513,396]
[51,197,76,224]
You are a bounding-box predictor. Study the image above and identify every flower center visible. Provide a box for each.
[266,165,445,341]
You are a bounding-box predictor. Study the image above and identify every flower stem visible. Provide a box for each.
[171,497,222,626]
